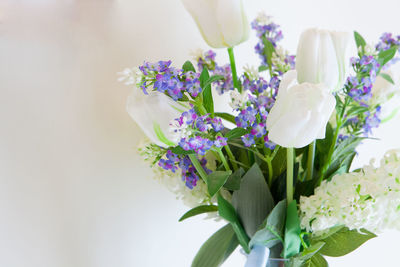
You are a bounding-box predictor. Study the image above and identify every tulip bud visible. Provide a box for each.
[296,28,351,92]
[181,0,250,48]
[266,70,336,148]
[126,89,183,147]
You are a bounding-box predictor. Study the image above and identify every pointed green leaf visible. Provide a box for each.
[215,112,236,124]
[191,224,239,267]
[288,242,325,267]
[232,163,275,237]
[380,72,395,84]
[182,60,196,72]
[317,227,376,257]
[202,75,225,89]
[249,200,286,249]
[378,47,397,66]
[224,167,245,191]
[171,146,195,155]
[225,128,248,141]
[179,205,218,222]
[354,31,366,48]
[218,194,250,253]
[302,253,328,267]
[262,37,275,67]
[200,67,214,114]
[207,171,232,197]
[284,200,302,258]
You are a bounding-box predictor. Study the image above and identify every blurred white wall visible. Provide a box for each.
[0,0,400,266]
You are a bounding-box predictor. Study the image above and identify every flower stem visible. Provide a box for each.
[266,157,273,186]
[188,154,208,182]
[287,147,294,205]
[224,145,238,171]
[217,149,231,171]
[306,141,316,181]
[227,47,241,93]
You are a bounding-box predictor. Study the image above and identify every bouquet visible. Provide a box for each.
[119,0,400,266]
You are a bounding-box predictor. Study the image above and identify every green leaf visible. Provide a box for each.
[288,242,325,267]
[232,163,275,237]
[179,205,218,222]
[225,128,248,141]
[171,146,195,155]
[207,171,232,197]
[191,224,239,267]
[249,200,286,249]
[380,72,395,84]
[258,65,269,72]
[224,167,245,191]
[214,112,236,124]
[271,163,299,203]
[218,194,250,253]
[317,227,376,257]
[202,75,225,89]
[311,225,345,242]
[262,37,275,67]
[271,147,287,180]
[215,112,236,124]
[354,31,366,48]
[200,67,214,114]
[182,60,196,73]
[302,254,328,267]
[284,200,302,258]
[378,47,397,66]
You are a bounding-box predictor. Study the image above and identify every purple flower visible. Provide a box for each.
[242,134,255,147]
[250,123,267,138]
[214,136,228,148]
[263,135,276,150]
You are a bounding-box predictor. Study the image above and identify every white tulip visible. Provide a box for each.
[181,0,249,48]
[296,28,351,92]
[266,70,336,148]
[126,89,185,147]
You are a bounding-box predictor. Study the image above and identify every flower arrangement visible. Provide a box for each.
[120,0,400,266]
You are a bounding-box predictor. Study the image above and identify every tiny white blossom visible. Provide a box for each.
[229,90,249,110]
[243,64,259,80]
[255,12,272,25]
[362,43,378,56]
[117,67,141,86]
[169,117,192,142]
[190,48,205,62]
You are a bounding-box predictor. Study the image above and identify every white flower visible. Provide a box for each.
[296,28,351,92]
[271,45,292,73]
[126,88,186,147]
[229,90,249,110]
[299,150,400,234]
[181,0,249,48]
[266,70,336,148]
[243,64,259,80]
[254,12,272,25]
[117,67,141,86]
[362,43,378,56]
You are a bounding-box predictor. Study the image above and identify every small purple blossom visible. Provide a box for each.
[263,135,276,150]
[242,134,255,147]
[250,123,267,138]
[214,136,228,148]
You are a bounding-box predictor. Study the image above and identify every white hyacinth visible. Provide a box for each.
[300,150,400,234]
[229,90,249,110]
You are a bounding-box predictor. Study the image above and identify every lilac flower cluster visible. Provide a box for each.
[158,150,210,189]
[376,33,400,52]
[174,109,227,155]
[196,50,234,94]
[251,16,295,73]
[137,60,202,101]
[234,104,275,148]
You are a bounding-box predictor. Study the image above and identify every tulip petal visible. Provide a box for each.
[181,0,226,48]
[127,91,181,147]
[216,0,248,47]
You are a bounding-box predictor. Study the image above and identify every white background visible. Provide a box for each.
[1,0,400,266]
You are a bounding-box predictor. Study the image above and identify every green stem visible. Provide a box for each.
[306,141,316,181]
[224,145,238,171]
[197,104,208,116]
[217,149,231,171]
[319,98,349,185]
[286,147,294,205]
[266,157,273,186]
[227,47,241,93]
[188,154,208,182]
